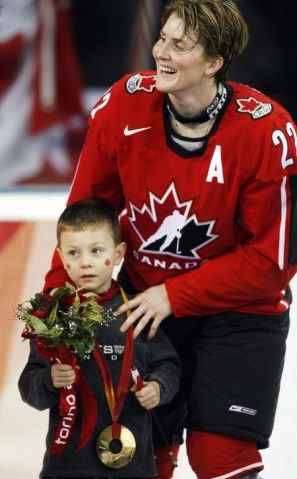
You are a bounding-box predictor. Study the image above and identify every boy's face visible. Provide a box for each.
[58,225,126,294]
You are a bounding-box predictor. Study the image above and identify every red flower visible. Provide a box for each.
[32,308,47,319]
[21,327,35,339]
[78,292,88,302]
[59,294,76,307]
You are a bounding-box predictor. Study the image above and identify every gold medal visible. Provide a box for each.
[94,292,135,468]
[96,424,136,468]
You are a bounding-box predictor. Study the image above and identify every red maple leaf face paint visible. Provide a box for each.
[104,259,111,266]
[65,262,71,270]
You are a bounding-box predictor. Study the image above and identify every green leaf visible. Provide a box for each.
[82,291,99,299]
[47,302,58,328]
[75,341,87,359]
[27,315,49,334]
[84,336,95,351]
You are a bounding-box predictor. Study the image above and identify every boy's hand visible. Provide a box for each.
[51,363,76,389]
[131,380,160,410]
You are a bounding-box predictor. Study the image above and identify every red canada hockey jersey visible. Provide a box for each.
[45,71,297,318]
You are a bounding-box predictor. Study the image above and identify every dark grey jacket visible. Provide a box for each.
[18,292,181,478]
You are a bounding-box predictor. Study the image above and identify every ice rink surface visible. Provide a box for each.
[0,192,296,479]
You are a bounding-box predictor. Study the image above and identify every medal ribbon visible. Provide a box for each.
[34,340,98,455]
[76,281,121,451]
[92,288,133,439]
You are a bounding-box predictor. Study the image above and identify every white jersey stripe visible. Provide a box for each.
[278,177,288,270]
[211,461,264,479]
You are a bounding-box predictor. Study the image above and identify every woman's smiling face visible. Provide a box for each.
[152,13,213,96]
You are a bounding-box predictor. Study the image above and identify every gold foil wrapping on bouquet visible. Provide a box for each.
[96,424,136,468]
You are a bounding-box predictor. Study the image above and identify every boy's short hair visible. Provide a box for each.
[57,198,120,245]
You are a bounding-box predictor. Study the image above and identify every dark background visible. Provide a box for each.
[3,0,294,187]
[70,0,297,121]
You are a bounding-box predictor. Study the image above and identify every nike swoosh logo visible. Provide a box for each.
[124,125,152,136]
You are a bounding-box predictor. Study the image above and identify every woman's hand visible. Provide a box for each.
[51,363,76,389]
[117,284,172,339]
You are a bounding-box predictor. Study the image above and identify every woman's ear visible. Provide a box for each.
[114,242,126,265]
[205,56,224,77]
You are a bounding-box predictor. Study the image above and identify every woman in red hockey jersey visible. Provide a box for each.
[44,1,297,478]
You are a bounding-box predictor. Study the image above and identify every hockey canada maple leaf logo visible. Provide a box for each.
[128,183,218,260]
[236,96,272,119]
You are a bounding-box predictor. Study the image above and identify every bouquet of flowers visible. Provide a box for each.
[16,282,108,359]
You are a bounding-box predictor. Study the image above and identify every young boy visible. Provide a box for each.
[18,198,181,479]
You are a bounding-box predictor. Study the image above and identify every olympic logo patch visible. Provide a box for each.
[126,73,157,94]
